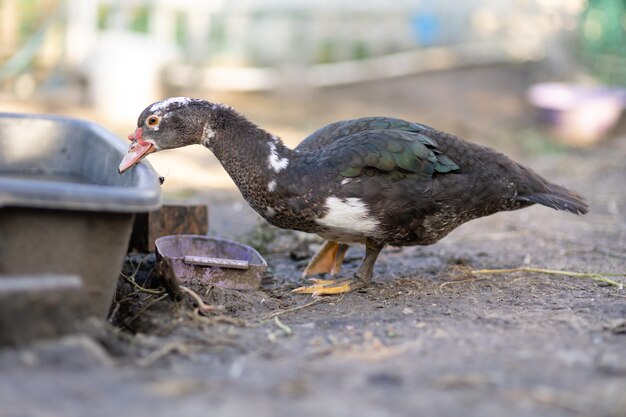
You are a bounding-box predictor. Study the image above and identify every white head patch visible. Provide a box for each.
[267,179,277,192]
[267,142,289,173]
[149,97,193,113]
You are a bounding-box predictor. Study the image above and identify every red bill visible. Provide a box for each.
[118,128,155,173]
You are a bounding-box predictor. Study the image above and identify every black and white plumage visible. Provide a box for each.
[119,97,588,295]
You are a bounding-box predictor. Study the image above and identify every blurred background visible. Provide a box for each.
[1,0,625,200]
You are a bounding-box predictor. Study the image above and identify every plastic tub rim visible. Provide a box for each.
[0,112,162,213]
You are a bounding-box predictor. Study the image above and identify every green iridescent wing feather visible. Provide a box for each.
[312,118,459,179]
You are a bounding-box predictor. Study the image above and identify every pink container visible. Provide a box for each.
[527,83,625,146]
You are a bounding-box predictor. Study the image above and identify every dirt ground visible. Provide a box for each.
[2,64,626,417]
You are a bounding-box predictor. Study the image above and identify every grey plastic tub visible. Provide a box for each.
[0,113,162,327]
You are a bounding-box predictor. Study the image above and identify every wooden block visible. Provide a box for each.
[128,204,208,253]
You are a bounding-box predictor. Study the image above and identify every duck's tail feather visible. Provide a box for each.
[515,183,589,215]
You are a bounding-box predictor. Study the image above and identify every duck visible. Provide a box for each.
[118,97,588,295]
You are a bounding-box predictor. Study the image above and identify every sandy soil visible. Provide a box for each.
[1,64,625,417]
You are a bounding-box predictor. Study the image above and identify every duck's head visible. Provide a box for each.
[118,97,218,173]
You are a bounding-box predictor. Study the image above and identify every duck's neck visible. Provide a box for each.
[205,106,295,209]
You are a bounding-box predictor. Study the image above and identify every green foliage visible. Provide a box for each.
[318,39,337,64]
[97,5,109,30]
[130,6,150,34]
[96,4,150,33]
[578,0,626,86]
[209,15,227,53]
[18,0,40,38]
[352,41,369,60]
[175,11,188,47]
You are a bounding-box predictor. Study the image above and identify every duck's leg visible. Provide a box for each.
[301,241,350,278]
[293,239,383,296]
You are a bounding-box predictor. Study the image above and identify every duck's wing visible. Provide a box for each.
[295,117,436,153]
[314,122,459,181]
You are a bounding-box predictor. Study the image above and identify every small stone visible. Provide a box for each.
[368,372,403,387]
[402,307,415,315]
[18,351,38,367]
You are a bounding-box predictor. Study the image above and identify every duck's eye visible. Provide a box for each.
[147,115,160,127]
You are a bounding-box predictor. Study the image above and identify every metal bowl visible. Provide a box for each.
[155,235,267,290]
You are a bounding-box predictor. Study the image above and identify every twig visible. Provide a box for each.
[180,285,224,313]
[336,290,349,303]
[274,316,292,334]
[184,309,248,328]
[259,298,323,321]
[125,293,168,325]
[212,315,248,326]
[121,272,166,295]
[108,302,121,322]
[470,267,624,289]
[267,316,293,342]
[440,277,489,289]
[121,257,165,295]
[138,341,195,367]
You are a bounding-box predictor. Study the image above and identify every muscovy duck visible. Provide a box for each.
[118,97,588,295]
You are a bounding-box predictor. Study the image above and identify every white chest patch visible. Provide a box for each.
[267,142,289,173]
[201,122,215,147]
[316,197,380,237]
[267,179,277,192]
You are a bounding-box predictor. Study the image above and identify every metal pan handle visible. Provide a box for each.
[183,255,249,270]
